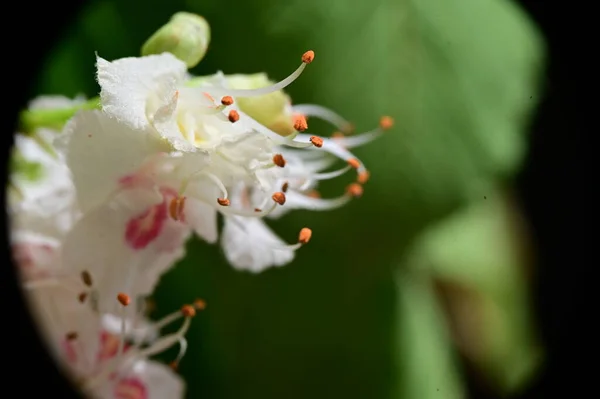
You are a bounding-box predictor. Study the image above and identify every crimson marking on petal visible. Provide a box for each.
[114,377,148,399]
[124,200,168,250]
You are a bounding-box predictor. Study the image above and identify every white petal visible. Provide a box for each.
[128,360,185,399]
[97,53,187,130]
[10,135,79,239]
[221,217,295,273]
[182,197,218,243]
[63,110,166,213]
[61,188,189,314]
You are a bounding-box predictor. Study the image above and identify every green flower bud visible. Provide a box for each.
[141,12,211,69]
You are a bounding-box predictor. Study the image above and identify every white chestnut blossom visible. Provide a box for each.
[64,50,392,273]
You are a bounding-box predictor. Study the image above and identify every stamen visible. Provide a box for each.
[194,298,207,310]
[168,196,186,221]
[81,271,93,287]
[298,228,312,244]
[217,198,230,206]
[347,158,360,169]
[307,190,321,198]
[78,292,88,303]
[310,136,323,148]
[379,116,394,130]
[181,305,196,318]
[66,331,78,341]
[282,182,289,192]
[221,96,234,106]
[170,337,188,371]
[272,192,286,205]
[273,154,286,168]
[228,110,240,123]
[291,104,350,131]
[293,114,308,132]
[346,183,364,198]
[357,171,370,184]
[117,293,131,307]
[200,50,315,98]
[302,50,315,64]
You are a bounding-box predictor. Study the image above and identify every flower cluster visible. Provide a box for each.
[8,12,391,398]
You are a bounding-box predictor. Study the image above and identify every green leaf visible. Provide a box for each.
[260,0,544,234]
[394,271,465,399]
[405,190,544,394]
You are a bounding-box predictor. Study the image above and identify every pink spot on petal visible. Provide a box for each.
[125,202,167,250]
[114,377,147,399]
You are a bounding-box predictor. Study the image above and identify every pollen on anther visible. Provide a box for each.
[217,198,230,206]
[228,110,240,123]
[272,192,286,205]
[282,182,289,192]
[169,361,179,371]
[117,293,131,307]
[357,171,371,185]
[81,271,93,287]
[302,50,315,64]
[347,158,360,169]
[298,228,312,244]
[221,96,234,106]
[254,208,262,212]
[78,292,88,303]
[332,132,345,139]
[181,305,196,317]
[293,114,308,132]
[66,331,78,341]
[273,154,286,167]
[379,116,394,130]
[310,136,324,148]
[169,197,184,221]
[194,298,207,310]
[346,183,364,198]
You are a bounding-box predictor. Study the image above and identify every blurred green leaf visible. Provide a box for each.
[406,190,543,394]
[394,271,465,399]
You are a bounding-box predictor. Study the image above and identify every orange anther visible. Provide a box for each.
[379,116,394,130]
[346,183,364,198]
[357,171,371,184]
[81,271,93,287]
[66,331,78,341]
[310,136,323,148]
[181,305,196,317]
[193,299,207,310]
[273,154,286,167]
[293,114,308,132]
[282,181,289,192]
[272,192,286,205]
[302,50,315,64]
[117,293,131,307]
[228,110,240,123]
[347,158,360,169]
[78,292,88,303]
[217,198,230,206]
[298,228,312,244]
[221,96,234,106]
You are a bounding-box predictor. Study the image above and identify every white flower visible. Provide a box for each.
[73,50,392,273]
[29,286,197,399]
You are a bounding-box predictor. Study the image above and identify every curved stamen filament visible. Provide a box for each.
[200,51,314,98]
[291,104,351,131]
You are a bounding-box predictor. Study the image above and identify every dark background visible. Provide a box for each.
[2,0,591,398]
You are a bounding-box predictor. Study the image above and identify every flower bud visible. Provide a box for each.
[141,12,211,69]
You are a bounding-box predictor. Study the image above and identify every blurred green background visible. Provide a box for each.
[32,0,546,397]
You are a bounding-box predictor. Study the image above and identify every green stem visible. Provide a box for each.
[18,96,101,135]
